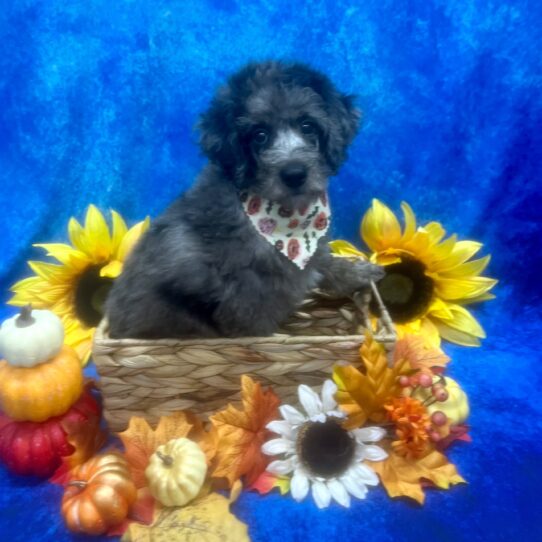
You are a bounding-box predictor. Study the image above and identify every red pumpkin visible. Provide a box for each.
[0,386,100,477]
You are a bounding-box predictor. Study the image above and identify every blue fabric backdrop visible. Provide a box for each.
[1,1,541,541]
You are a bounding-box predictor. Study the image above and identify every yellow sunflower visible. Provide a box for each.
[330,199,497,347]
[9,205,150,365]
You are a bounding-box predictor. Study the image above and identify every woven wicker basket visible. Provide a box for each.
[93,291,389,432]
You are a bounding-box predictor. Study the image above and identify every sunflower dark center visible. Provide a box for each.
[297,419,355,478]
[74,265,114,327]
[371,257,434,323]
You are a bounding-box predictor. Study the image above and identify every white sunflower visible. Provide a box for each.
[262,380,387,509]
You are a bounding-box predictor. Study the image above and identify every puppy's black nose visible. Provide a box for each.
[280,162,307,188]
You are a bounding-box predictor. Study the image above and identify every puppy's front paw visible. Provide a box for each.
[353,260,385,284]
[320,255,385,297]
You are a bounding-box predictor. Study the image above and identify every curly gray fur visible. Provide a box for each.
[106,61,383,339]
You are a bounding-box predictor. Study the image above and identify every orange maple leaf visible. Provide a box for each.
[107,487,155,537]
[394,334,450,374]
[333,334,410,429]
[187,411,218,465]
[49,410,107,485]
[371,449,466,504]
[210,375,280,487]
[118,411,214,489]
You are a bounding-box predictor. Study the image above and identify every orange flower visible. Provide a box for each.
[385,397,431,460]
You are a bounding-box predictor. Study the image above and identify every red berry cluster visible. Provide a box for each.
[398,372,449,443]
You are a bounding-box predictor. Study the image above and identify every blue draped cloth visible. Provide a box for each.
[1,1,541,541]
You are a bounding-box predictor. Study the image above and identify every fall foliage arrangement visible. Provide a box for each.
[8,205,150,365]
[0,201,495,539]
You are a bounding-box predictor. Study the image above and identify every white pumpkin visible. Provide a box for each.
[0,305,64,367]
[145,438,207,507]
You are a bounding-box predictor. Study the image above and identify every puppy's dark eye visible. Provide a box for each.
[252,129,269,146]
[300,120,317,135]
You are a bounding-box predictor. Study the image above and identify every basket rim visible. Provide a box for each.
[93,318,364,348]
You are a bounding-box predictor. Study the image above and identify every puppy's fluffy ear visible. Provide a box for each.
[325,93,361,174]
[338,94,361,146]
[198,88,245,181]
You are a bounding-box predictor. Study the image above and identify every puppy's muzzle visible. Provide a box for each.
[280,161,308,188]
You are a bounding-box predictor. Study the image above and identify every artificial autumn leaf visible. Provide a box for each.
[187,412,218,465]
[210,375,280,487]
[230,479,243,503]
[107,488,156,537]
[121,492,250,542]
[371,449,466,504]
[250,471,291,496]
[118,412,215,489]
[49,402,107,485]
[394,334,450,374]
[333,334,410,429]
[436,424,472,451]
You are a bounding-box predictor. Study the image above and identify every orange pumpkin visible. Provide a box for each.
[0,345,83,422]
[62,453,137,535]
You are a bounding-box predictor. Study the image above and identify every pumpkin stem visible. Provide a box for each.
[16,304,36,328]
[156,451,174,467]
[67,480,88,489]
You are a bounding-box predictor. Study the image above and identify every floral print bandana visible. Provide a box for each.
[241,192,331,269]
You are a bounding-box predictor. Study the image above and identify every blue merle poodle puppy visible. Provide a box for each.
[106,60,384,339]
